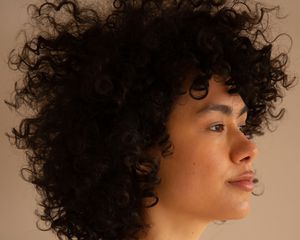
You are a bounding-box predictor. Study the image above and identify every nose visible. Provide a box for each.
[229,129,258,165]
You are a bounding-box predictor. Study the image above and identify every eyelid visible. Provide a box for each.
[209,122,224,132]
[208,122,247,132]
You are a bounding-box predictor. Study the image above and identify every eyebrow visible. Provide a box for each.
[196,104,248,118]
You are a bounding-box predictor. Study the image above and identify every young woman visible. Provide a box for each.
[6,0,295,240]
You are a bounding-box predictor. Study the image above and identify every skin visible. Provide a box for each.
[140,73,258,240]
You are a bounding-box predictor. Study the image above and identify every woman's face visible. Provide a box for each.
[156,75,258,222]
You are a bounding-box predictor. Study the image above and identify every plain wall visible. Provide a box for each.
[1,0,299,240]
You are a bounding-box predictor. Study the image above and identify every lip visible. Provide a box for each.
[227,180,254,192]
[227,171,254,192]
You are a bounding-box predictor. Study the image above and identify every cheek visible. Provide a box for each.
[171,135,222,175]
[159,123,228,191]
[161,140,222,190]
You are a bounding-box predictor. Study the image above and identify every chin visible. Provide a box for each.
[214,213,249,223]
[215,203,251,221]
[227,206,251,220]
[231,211,250,220]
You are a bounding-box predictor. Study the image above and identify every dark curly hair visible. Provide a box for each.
[5,0,295,239]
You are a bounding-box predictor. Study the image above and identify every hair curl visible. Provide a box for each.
[5,0,295,239]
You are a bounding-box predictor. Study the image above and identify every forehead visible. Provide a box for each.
[177,73,246,116]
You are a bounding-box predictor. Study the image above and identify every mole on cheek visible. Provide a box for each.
[190,162,197,175]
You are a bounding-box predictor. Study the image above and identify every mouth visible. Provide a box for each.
[227,171,255,192]
[227,180,254,192]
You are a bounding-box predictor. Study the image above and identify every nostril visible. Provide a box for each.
[241,155,251,162]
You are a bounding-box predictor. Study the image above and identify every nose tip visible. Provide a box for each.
[231,134,259,164]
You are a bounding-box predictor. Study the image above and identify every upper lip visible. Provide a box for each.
[227,170,254,183]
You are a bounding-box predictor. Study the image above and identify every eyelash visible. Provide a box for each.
[209,124,224,132]
[209,123,249,138]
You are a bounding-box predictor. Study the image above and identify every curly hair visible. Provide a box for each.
[5,0,295,239]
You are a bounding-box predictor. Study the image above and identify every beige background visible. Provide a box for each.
[0,0,299,240]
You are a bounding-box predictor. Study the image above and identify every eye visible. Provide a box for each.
[209,123,225,132]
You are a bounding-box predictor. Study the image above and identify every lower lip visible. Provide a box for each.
[228,180,254,192]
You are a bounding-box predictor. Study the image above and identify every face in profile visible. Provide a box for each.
[154,75,258,222]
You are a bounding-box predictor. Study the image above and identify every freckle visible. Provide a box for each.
[192,162,196,166]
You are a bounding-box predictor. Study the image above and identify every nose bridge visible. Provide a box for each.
[229,128,258,164]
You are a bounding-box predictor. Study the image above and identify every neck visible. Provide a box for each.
[137,201,210,240]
